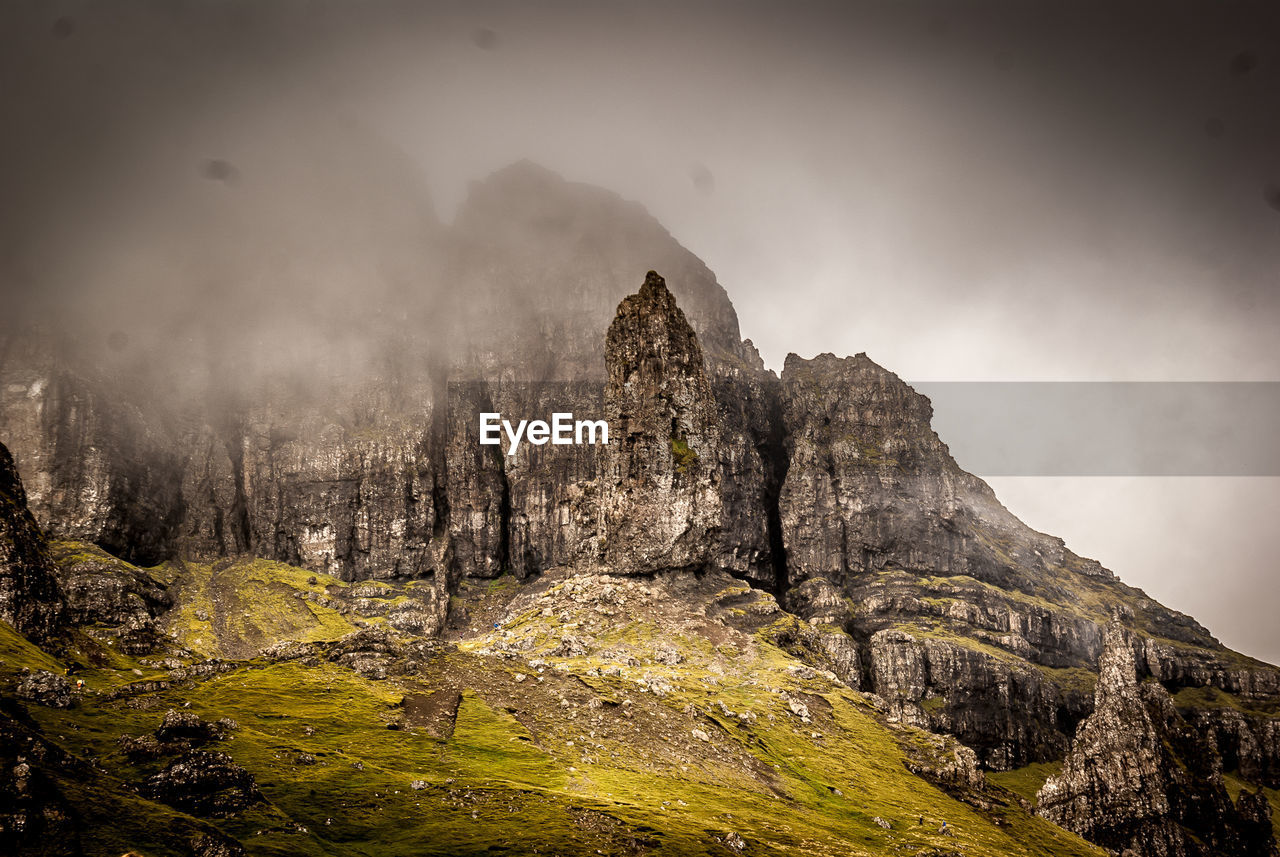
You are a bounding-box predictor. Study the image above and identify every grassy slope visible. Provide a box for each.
[3,556,1110,856]
[988,761,1063,806]
[162,557,363,659]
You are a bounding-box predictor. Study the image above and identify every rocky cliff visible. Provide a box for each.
[1038,622,1278,857]
[0,337,185,568]
[440,162,780,587]
[0,163,784,591]
[600,271,723,575]
[0,441,64,643]
[776,351,1278,773]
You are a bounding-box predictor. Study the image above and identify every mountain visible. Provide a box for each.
[2,162,1278,856]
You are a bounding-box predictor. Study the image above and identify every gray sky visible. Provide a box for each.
[2,1,1278,661]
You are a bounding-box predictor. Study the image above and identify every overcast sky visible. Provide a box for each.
[2,1,1278,660]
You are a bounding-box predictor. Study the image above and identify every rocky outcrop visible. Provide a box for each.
[0,441,64,643]
[865,628,1079,769]
[144,750,262,818]
[154,709,237,747]
[767,616,862,689]
[0,707,82,855]
[775,351,1271,769]
[779,352,1119,601]
[1182,705,1280,790]
[440,164,781,585]
[119,710,237,761]
[14,671,73,709]
[2,700,248,856]
[2,163,782,594]
[5,161,1280,857]
[707,347,786,589]
[1038,622,1278,857]
[47,542,170,654]
[600,272,723,574]
[190,833,247,857]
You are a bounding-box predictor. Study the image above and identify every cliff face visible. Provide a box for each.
[441,162,780,587]
[1038,623,1278,857]
[599,272,723,575]
[0,163,782,593]
[0,339,185,568]
[0,441,64,643]
[775,351,1280,774]
[196,386,442,584]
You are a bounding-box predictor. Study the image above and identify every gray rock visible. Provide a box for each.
[1038,622,1278,857]
[14,671,73,708]
[0,442,65,643]
[155,710,234,746]
[776,352,1257,770]
[190,832,247,857]
[144,751,261,818]
[49,542,170,654]
[600,272,723,575]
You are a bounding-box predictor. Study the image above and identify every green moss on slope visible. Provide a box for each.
[988,761,1063,805]
[10,563,1112,856]
[162,558,362,659]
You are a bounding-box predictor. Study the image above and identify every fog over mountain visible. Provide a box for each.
[2,0,1278,662]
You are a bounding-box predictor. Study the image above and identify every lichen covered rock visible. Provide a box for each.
[14,671,73,709]
[48,541,170,654]
[775,351,1271,770]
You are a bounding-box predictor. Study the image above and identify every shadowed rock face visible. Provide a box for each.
[600,271,723,575]
[144,750,262,818]
[46,541,172,655]
[1038,623,1278,857]
[0,441,64,643]
[0,343,185,568]
[0,707,85,853]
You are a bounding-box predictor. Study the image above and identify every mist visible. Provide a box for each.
[2,1,1278,660]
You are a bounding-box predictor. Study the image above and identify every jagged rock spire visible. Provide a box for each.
[599,271,722,574]
[1037,621,1278,857]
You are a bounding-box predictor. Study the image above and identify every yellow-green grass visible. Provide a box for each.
[988,761,1064,806]
[7,558,1116,856]
[162,557,362,659]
